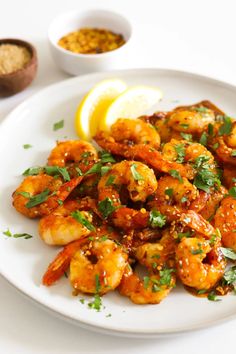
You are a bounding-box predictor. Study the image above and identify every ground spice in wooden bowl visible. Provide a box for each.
[0,44,31,75]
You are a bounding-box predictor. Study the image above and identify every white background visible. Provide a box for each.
[1,0,236,352]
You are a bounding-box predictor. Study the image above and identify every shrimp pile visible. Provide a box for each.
[12,100,236,306]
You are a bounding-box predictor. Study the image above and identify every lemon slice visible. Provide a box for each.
[99,86,163,131]
[75,79,127,140]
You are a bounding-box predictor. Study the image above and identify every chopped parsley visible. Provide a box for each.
[101,166,111,176]
[180,196,188,203]
[231,150,236,157]
[191,248,203,255]
[177,231,192,241]
[17,191,31,198]
[169,169,183,182]
[223,266,236,290]
[98,197,116,219]
[71,210,95,231]
[193,155,221,193]
[53,119,64,131]
[207,291,221,302]
[75,167,83,176]
[165,188,173,197]
[159,268,175,286]
[105,175,116,186]
[213,142,219,150]
[220,247,236,260]
[180,123,189,129]
[99,151,116,163]
[44,166,70,181]
[180,132,192,141]
[229,186,236,198]
[130,164,144,181]
[149,210,166,228]
[208,123,214,136]
[84,162,102,176]
[195,107,209,113]
[88,294,102,311]
[23,166,43,176]
[25,189,51,208]
[218,116,232,136]
[23,144,32,149]
[174,143,185,163]
[2,229,33,239]
[199,132,208,146]
[143,276,150,289]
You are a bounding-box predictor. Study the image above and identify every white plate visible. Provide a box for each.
[1,68,236,338]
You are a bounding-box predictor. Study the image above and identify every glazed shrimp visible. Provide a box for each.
[214,196,236,251]
[147,176,198,222]
[47,140,98,172]
[39,199,98,246]
[12,174,82,218]
[70,238,128,294]
[214,121,236,165]
[176,237,226,290]
[119,264,176,304]
[42,226,121,286]
[98,160,157,229]
[134,229,177,270]
[95,132,194,179]
[180,210,215,238]
[167,107,215,135]
[108,118,160,149]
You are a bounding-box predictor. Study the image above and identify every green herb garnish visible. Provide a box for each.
[88,294,102,311]
[84,162,102,176]
[2,229,33,239]
[100,151,116,163]
[98,197,116,219]
[71,210,95,231]
[180,132,192,141]
[220,247,236,260]
[23,166,43,176]
[218,116,232,136]
[25,189,51,208]
[23,144,32,149]
[207,291,221,302]
[105,175,116,186]
[149,210,166,228]
[199,132,208,146]
[169,169,183,182]
[165,188,173,197]
[53,120,64,131]
[174,143,185,163]
[130,164,144,181]
[44,166,70,182]
[229,187,236,198]
[143,276,150,289]
[231,150,236,157]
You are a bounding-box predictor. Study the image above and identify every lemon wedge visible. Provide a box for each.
[75,79,127,140]
[99,86,163,131]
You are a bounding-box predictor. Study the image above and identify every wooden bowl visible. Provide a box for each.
[0,38,38,96]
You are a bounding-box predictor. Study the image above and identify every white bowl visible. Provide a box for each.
[48,9,133,76]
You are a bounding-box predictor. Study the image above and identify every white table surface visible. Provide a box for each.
[1,0,236,352]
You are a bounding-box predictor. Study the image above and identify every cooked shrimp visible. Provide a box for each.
[109,118,160,149]
[95,132,194,179]
[147,176,198,222]
[39,199,97,246]
[176,237,226,290]
[119,264,176,304]
[12,174,82,218]
[42,226,121,286]
[214,196,236,251]
[167,108,215,134]
[214,122,236,165]
[47,140,98,171]
[134,229,177,270]
[70,238,128,294]
[180,210,215,238]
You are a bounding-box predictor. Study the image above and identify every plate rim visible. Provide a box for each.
[1,67,236,337]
